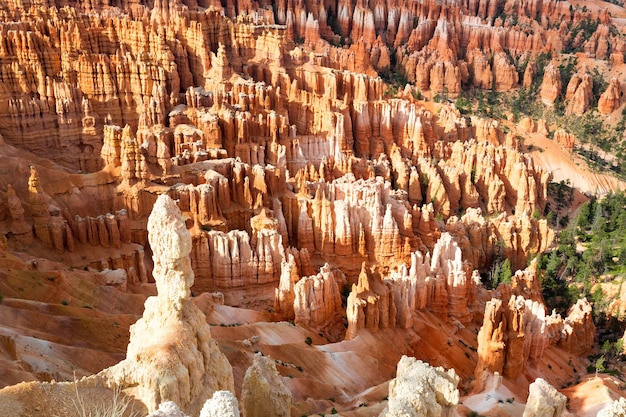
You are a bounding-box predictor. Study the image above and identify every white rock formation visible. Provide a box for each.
[200,391,241,417]
[274,253,300,318]
[389,232,476,327]
[380,355,459,417]
[598,397,626,417]
[101,194,234,415]
[293,263,344,338]
[241,353,292,417]
[522,378,567,417]
[147,401,190,417]
[346,262,396,339]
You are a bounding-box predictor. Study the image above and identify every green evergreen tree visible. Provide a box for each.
[595,356,606,378]
[577,201,591,231]
[499,259,513,284]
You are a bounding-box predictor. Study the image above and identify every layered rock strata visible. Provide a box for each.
[292,263,344,341]
[346,262,396,339]
[0,0,611,413]
[0,0,620,176]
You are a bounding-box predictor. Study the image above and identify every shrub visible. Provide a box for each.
[72,382,139,417]
[304,337,313,345]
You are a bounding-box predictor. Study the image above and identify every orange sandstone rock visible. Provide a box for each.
[598,78,622,114]
[539,64,561,106]
[345,262,396,339]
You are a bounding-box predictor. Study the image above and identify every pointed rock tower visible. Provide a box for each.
[102,194,234,415]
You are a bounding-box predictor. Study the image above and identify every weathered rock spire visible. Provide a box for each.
[101,194,234,415]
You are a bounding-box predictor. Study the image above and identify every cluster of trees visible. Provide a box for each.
[487,258,513,290]
[539,191,626,315]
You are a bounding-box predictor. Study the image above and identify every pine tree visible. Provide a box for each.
[499,259,512,284]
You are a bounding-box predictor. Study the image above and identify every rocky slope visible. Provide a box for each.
[0,0,623,415]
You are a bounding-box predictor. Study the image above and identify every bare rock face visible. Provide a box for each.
[241,353,292,417]
[523,61,536,89]
[101,194,234,415]
[539,64,561,106]
[553,129,576,150]
[475,296,517,381]
[293,263,344,341]
[519,116,537,134]
[565,72,593,115]
[475,295,548,385]
[447,208,553,273]
[493,52,519,91]
[274,253,301,319]
[598,398,626,417]
[389,232,477,327]
[508,258,544,303]
[201,391,241,417]
[522,378,567,417]
[191,228,285,292]
[0,0,611,411]
[380,356,459,417]
[7,184,33,245]
[346,262,397,339]
[556,298,596,355]
[598,78,622,114]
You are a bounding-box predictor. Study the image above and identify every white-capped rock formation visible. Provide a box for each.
[522,378,567,417]
[241,353,292,417]
[201,391,241,417]
[147,402,191,417]
[101,194,234,415]
[380,355,459,417]
[598,398,626,417]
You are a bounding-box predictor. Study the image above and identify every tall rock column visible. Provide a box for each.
[474,294,550,387]
[475,297,507,383]
[101,194,234,415]
[273,253,300,318]
[7,184,33,245]
[293,263,344,341]
[557,298,596,355]
[539,64,561,106]
[346,263,397,339]
[598,78,622,114]
[28,166,52,246]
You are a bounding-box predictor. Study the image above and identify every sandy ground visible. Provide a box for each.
[570,0,626,18]
[519,131,626,195]
[562,374,626,417]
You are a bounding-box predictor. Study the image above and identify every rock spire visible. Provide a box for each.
[101,194,234,415]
